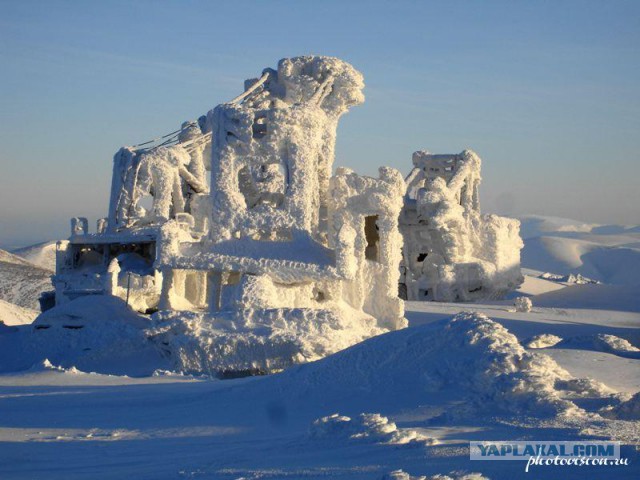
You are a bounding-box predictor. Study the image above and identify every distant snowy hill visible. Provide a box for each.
[517,215,640,286]
[0,299,38,325]
[0,248,53,310]
[11,240,62,272]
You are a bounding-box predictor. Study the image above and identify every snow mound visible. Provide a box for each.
[310,413,435,446]
[514,296,532,312]
[524,334,563,349]
[0,298,38,325]
[11,240,62,271]
[150,305,385,376]
[601,392,640,420]
[29,359,82,374]
[0,296,164,376]
[558,334,640,359]
[274,312,608,419]
[539,272,599,285]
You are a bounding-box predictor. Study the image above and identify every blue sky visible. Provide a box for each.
[1,0,639,248]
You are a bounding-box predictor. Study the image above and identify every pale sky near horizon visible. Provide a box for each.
[1,0,639,248]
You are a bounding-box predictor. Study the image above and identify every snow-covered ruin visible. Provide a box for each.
[52,55,522,373]
[399,150,523,301]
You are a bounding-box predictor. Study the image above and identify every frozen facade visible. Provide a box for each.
[52,55,522,373]
[54,56,406,374]
[398,150,523,301]
[53,117,212,314]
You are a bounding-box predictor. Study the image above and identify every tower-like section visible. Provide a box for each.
[154,57,406,374]
[399,150,523,301]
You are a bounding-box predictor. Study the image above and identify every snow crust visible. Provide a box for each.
[310,413,435,445]
[602,392,640,420]
[382,472,489,480]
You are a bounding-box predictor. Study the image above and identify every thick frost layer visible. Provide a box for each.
[150,304,386,376]
[514,296,533,312]
[400,150,523,302]
[150,56,406,371]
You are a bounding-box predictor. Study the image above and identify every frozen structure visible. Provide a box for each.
[52,55,523,373]
[398,150,523,301]
[54,56,406,374]
[53,118,212,314]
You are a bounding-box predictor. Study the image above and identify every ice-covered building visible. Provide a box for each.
[53,56,407,373]
[53,117,213,314]
[52,56,522,373]
[398,150,523,301]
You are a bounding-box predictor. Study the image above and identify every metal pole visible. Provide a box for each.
[126,272,132,306]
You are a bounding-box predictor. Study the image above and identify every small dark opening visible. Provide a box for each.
[364,215,380,261]
[417,253,428,262]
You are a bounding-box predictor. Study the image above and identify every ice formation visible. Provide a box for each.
[399,150,523,301]
[310,413,435,445]
[50,55,523,373]
[514,296,533,312]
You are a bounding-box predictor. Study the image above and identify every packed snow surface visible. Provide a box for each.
[0,302,638,479]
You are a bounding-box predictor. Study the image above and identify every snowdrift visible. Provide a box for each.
[532,283,640,313]
[0,296,164,376]
[0,302,615,424]
[243,312,613,420]
[150,305,386,376]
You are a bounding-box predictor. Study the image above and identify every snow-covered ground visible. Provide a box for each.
[0,248,53,310]
[11,240,62,272]
[518,215,640,286]
[0,216,638,479]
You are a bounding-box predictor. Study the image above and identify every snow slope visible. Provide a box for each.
[0,248,53,310]
[0,299,38,325]
[0,304,638,479]
[517,215,640,286]
[11,240,62,272]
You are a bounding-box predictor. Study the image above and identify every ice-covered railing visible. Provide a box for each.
[405,150,481,214]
